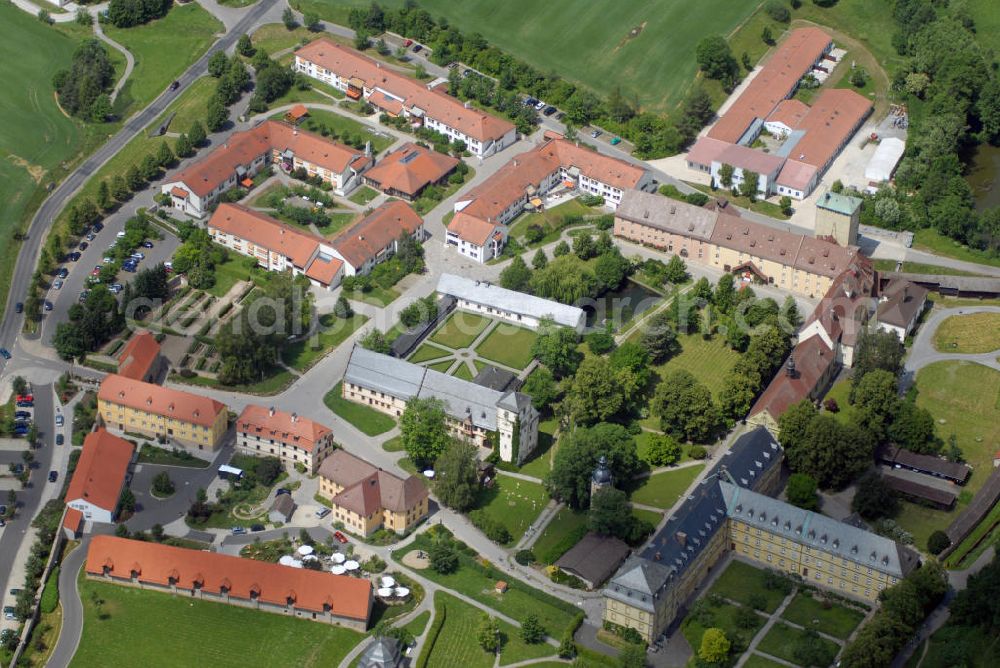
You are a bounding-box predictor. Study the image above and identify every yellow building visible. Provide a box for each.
[603,428,917,643]
[317,450,428,536]
[614,189,864,299]
[97,374,228,450]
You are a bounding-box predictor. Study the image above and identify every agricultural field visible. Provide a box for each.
[73,576,364,667]
[292,0,760,111]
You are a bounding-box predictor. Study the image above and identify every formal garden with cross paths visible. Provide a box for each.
[405,310,540,379]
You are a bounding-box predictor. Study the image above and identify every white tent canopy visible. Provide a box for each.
[865,137,905,183]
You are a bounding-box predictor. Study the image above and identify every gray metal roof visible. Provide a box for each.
[436,273,585,329]
[345,346,426,399]
[358,637,402,668]
[615,189,717,242]
[718,481,918,578]
[707,427,782,490]
[418,365,505,431]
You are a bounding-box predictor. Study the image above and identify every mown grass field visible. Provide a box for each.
[477,475,549,545]
[292,0,760,111]
[932,313,1000,354]
[0,3,93,309]
[630,464,705,509]
[324,381,397,436]
[73,575,364,667]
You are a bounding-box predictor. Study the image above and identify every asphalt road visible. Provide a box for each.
[0,0,280,355]
[48,535,90,668]
[0,386,54,611]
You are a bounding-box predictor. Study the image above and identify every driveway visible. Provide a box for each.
[901,305,1000,391]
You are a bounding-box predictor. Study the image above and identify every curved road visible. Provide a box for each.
[48,537,90,668]
[0,0,280,355]
[901,306,1000,390]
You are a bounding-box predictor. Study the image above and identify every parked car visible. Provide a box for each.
[0,349,10,360]
[3,607,15,621]
[15,412,31,420]
[53,279,64,290]
[14,302,23,314]
[543,106,557,116]
[44,300,53,312]
[447,61,458,69]
[141,241,154,248]
[316,508,331,519]
[231,526,247,535]
[48,471,58,483]
[56,415,64,427]
[555,111,565,121]
[590,129,602,138]
[610,137,622,145]
[523,97,538,107]
[93,221,103,232]
[57,267,69,279]
[333,530,348,544]
[9,589,21,597]
[411,44,422,53]
[0,505,8,517]
[102,256,112,264]
[131,252,145,260]
[403,38,412,47]
[534,100,546,110]
[16,394,33,403]
[91,266,102,276]
[462,68,473,77]
[116,231,126,238]
[250,524,265,532]
[56,434,64,446]
[78,290,90,303]
[85,232,95,242]
[275,488,291,497]
[12,464,24,476]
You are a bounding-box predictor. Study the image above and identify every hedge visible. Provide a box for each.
[537,524,589,564]
[39,566,59,614]
[416,595,447,668]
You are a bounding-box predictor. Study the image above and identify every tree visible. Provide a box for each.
[152,471,175,497]
[786,473,819,510]
[927,530,950,555]
[696,35,739,82]
[428,539,458,574]
[118,487,136,515]
[499,255,532,292]
[640,312,679,363]
[888,400,938,453]
[52,39,114,119]
[780,195,793,216]
[90,93,113,123]
[652,370,721,443]
[188,120,207,147]
[739,170,760,201]
[718,163,735,189]
[531,320,581,378]
[850,67,867,88]
[111,174,129,201]
[562,355,641,425]
[699,628,731,664]
[354,30,370,51]
[761,25,774,45]
[851,471,898,520]
[206,95,228,132]
[573,233,596,260]
[851,329,904,400]
[645,434,682,467]
[236,33,254,57]
[156,141,175,168]
[478,614,501,653]
[434,439,479,511]
[586,330,616,355]
[852,369,899,443]
[303,11,320,31]
[520,614,545,644]
[529,254,598,305]
[785,412,874,489]
[765,0,790,22]
[546,423,640,509]
[522,367,559,411]
[208,50,229,77]
[589,487,649,543]
[532,249,548,270]
[664,255,689,284]
[12,377,28,396]
[618,643,647,668]
[282,6,296,29]
[359,329,391,354]
[553,240,570,257]
[174,133,193,159]
[400,397,451,468]
[333,296,353,319]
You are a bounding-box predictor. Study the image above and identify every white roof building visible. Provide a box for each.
[436,273,586,333]
[864,137,905,185]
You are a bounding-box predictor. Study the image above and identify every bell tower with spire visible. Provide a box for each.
[590,455,613,504]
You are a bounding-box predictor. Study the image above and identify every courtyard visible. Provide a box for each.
[406,311,540,378]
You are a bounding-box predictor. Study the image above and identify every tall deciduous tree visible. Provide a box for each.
[433,439,479,512]
[651,370,721,443]
[546,423,640,509]
[400,397,451,468]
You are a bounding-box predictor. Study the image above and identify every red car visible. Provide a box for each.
[403,39,412,47]
[333,531,348,544]
[16,394,33,404]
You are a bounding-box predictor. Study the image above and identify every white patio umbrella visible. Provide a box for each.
[297,545,314,556]
[278,555,295,566]
[380,576,396,588]
[331,553,346,564]
[330,565,347,575]
[344,560,360,571]
[394,587,410,598]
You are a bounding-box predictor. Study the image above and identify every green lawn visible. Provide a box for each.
[72,575,364,667]
[344,284,400,307]
[629,465,704,509]
[136,443,210,468]
[452,363,475,380]
[647,333,740,399]
[105,4,223,114]
[207,256,255,297]
[947,500,1000,569]
[169,368,295,395]
[508,199,596,245]
[153,76,217,135]
[281,313,369,371]
[531,506,589,564]
[707,560,789,614]
[382,435,404,452]
[323,381,397,436]
[292,0,759,112]
[744,655,790,668]
[635,431,691,466]
[348,185,380,204]
[932,313,1000,354]
[292,109,394,155]
[518,416,559,479]
[0,3,97,310]
[427,359,454,373]
[475,324,538,370]
[781,592,864,640]
[430,312,493,349]
[251,23,315,54]
[395,533,579,636]
[872,259,990,277]
[680,599,764,662]
[632,507,663,528]
[913,228,1000,270]
[476,475,549,545]
[409,342,453,364]
[423,592,555,668]
[757,621,840,667]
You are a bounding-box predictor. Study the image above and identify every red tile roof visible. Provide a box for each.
[447,211,500,246]
[687,137,785,175]
[364,143,459,198]
[304,254,344,287]
[117,331,160,381]
[766,99,810,128]
[170,121,365,198]
[709,27,832,143]
[295,39,515,144]
[331,200,423,270]
[318,450,428,515]
[776,88,872,181]
[66,429,135,513]
[63,507,83,534]
[98,374,226,428]
[749,334,835,421]
[209,203,323,269]
[287,104,309,120]
[546,139,647,191]
[237,405,332,453]
[86,536,372,621]
[804,256,875,345]
[170,187,189,199]
[368,90,404,116]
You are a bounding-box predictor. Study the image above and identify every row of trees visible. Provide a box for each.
[344,2,711,157]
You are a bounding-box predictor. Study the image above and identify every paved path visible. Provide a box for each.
[93,20,135,104]
[48,538,90,668]
[901,305,1000,391]
[735,589,797,668]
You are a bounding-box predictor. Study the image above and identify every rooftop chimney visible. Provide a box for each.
[269,406,275,417]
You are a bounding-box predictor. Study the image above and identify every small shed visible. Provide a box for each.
[494,581,508,594]
[268,494,296,524]
[285,104,310,124]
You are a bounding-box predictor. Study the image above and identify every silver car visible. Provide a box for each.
[53,279,63,290]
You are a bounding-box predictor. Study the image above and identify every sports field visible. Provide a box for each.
[294,0,760,110]
[0,3,87,308]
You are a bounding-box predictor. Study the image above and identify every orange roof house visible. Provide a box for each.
[117,331,162,383]
[363,143,459,200]
[85,535,373,628]
[286,104,309,123]
[330,200,423,273]
[236,405,335,472]
[65,429,135,525]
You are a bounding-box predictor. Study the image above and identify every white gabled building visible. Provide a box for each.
[65,429,135,527]
[437,273,586,334]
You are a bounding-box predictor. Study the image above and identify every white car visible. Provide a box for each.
[131,252,145,260]
[534,100,546,110]
[116,231,126,238]
[55,415,64,427]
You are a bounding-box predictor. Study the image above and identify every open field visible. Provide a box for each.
[475,324,538,370]
[508,199,596,243]
[293,110,395,155]
[291,0,759,111]
[781,592,864,640]
[757,621,840,666]
[477,476,549,545]
[154,76,217,135]
[871,259,990,277]
[680,599,764,664]
[73,575,364,667]
[105,4,223,114]
[707,560,789,614]
[430,312,492,349]
[518,416,559,479]
[0,3,95,309]
[324,381,397,436]
[409,342,451,364]
[932,313,1000,354]
[629,465,705,509]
